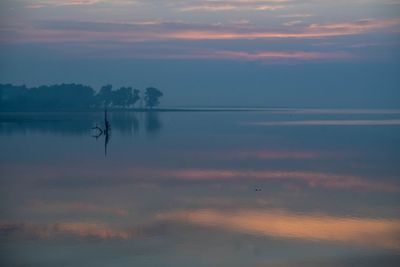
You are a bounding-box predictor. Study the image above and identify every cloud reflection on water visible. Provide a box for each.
[247,119,400,126]
[158,209,400,250]
[168,169,400,192]
[29,200,129,217]
[0,221,133,239]
[2,164,398,192]
[3,208,399,251]
[1,110,399,266]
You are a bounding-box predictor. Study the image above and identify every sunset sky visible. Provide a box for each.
[0,0,399,107]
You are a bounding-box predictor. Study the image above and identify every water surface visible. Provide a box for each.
[0,109,399,266]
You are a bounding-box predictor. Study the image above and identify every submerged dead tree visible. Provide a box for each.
[92,108,111,156]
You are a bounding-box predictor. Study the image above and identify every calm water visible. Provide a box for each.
[0,109,400,267]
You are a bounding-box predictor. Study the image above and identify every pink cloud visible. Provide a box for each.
[206,50,352,61]
[3,18,399,45]
[25,4,47,9]
[25,0,107,8]
[116,49,353,62]
[309,19,400,33]
[178,0,289,12]
[163,19,400,40]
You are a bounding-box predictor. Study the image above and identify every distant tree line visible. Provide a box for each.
[0,83,163,111]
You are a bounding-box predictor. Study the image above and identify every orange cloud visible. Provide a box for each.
[158,209,400,250]
[208,50,352,60]
[4,18,399,45]
[25,4,47,9]
[179,4,238,12]
[178,0,289,12]
[164,19,400,40]
[131,50,353,62]
[277,13,312,18]
[309,19,400,33]
[25,0,109,8]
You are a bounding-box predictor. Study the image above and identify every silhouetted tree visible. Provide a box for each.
[30,84,94,109]
[0,83,94,110]
[144,87,163,108]
[96,84,113,107]
[0,83,165,111]
[128,89,141,107]
[112,87,132,107]
[0,84,28,108]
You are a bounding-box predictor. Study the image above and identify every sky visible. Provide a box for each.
[0,0,399,107]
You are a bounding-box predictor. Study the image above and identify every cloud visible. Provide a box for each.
[255,5,285,10]
[283,20,303,26]
[178,0,289,12]
[111,48,353,62]
[25,0,104,8]
[308,19,400,34]
[277,13,313,18]
[23,0,291,11]
[5,18,399,46]
[24,0,135,8]
[193,50,352,61]
[158,209,400,250]
[25,4,47,9]
[161,19,400,40]
[179,4,238,12]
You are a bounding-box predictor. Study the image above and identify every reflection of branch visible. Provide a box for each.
[91,126,103,138]
[92,109,111,156]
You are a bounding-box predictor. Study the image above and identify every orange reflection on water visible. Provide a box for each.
[2,164,398,192]
[30,200,128,217]
[226,150,323,160]
[53,222,131,239]
[0,222,133,240]
[158,209,400,250]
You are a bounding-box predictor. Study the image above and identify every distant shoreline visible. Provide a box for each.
[1,108,400,114]
[0,107,274,113]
